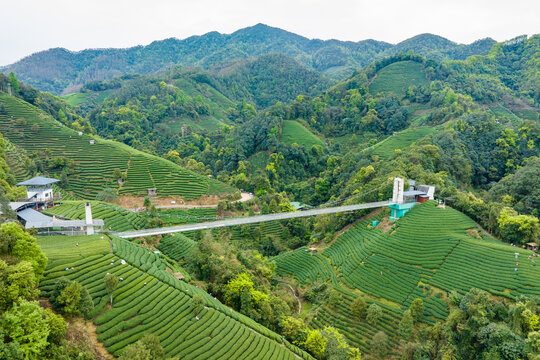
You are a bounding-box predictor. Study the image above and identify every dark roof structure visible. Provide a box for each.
[403,190,427,197]
[16,176,60,186]
[17,208,104,229]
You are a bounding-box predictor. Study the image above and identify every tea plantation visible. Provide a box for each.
[0,93,236,199]
[44,201,220,232]
[39,235,314,360]
[273,201,540,352]
[44,201,147,232]
[368,60,430,96]
[280,120,325,148]
[364,126,437,160]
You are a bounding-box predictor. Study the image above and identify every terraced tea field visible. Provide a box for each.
[44,201,220,232]
[39,235,314,360]
[280,120,325,148]
[369,60,429,95]
[156,233,196,261]
[273,201,540,352]
[0,93,235,199]
[44,201,147,232]
[36,234,111,268]
[365,126,437,159]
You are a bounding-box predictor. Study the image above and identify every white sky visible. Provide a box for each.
[1,0,538,66]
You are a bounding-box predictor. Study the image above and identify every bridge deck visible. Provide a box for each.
[115,200,392,238]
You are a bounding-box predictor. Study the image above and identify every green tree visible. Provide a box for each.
[0,260,38,311]
[351,297,367,320]
[268,199,279,213]
[224,272,267,311]
[367,303,382,325]
[399,310,414,340]
[143,196,151,208]
[104,274,119,306]
[0,223,47,278]
[113,168,122,180]
[119,342,151,360]
[8,72,19,93]
[138,334,165,359]
[303,329,327,359]
[57,281,82,317]
[409,298,424,323]
[281,316,307,345]
[498,207,540,245]
[329,290,342,308]
[119,334,166,360]
[240,287,254,317]
[0,300,53,359]
[191,294,204,316]
[80,286,94,318]
[371,331,388,359]
[44,308,67,346]
[96,188,118,202]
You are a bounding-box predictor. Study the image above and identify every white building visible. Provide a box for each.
[16,176,60,202]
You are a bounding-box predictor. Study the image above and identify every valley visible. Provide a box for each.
[0,26,538,360]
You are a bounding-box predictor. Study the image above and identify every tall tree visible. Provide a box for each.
[104,274,119,306]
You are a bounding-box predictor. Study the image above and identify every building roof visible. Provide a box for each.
[9,202,32,212]
[403,190,427,197]
[17,208,55,228]
[17,208,104,229]
[527,242,538,246]
[16,176,60,186]
[290,201,312,210]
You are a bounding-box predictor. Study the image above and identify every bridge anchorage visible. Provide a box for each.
[115,177,430,239]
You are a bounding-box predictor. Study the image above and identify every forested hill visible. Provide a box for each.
[1,23,497,94]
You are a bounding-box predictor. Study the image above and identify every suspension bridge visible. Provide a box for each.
[115,200,392,238]
[114,178,413,239]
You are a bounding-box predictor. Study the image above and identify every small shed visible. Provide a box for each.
[526,242,538,251]
[148,188,157,196]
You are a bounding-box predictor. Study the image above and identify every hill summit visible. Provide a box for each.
[1,24,495,94]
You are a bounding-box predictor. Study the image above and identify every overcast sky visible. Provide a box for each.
[1,0,538,66]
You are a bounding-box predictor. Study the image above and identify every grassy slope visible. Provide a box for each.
[369,60,429,96]
[273,201,540,353]
[365,126,437,159]
[38,235,314,360]
[280,120,324,148]
[62,90,114,107]
[0,93,236,199]
[37,234,110,268]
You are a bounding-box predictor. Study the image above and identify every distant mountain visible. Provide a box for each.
[383,33,497,60]
[219,53,334,108]
[1,24,496,95]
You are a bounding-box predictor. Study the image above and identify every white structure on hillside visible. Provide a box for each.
[16,176,60,203]
[85,202,95,235]
[392,177,404,204]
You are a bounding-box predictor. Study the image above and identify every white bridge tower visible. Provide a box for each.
[392,177,404,204]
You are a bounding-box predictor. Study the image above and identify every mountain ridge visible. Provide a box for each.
[1,23,498,95]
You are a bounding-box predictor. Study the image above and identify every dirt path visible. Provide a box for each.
[75,319,115,360]
[234,191,255,203]
[126,192,255,212]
